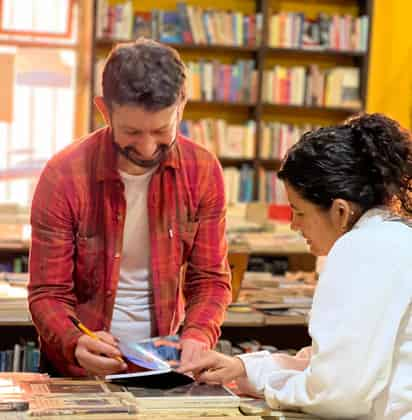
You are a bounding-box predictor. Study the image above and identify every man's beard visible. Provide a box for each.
[112,134,177,169]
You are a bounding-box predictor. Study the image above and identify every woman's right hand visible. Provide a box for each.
[178,350,247,385]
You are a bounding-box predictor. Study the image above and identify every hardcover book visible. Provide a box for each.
[28,392,138,418]
[127,382,240,409]
[18,379,121,395]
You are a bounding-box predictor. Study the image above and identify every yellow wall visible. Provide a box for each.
[367,0,412,129]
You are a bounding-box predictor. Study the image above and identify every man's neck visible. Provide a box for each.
[117,154,150,176]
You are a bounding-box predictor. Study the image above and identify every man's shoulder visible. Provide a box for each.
[47,127,109,173]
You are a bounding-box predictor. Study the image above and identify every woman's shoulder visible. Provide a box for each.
[331,209,412,262]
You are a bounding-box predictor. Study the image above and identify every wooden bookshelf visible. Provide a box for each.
[264,46,367,57]
[89,0,373,204]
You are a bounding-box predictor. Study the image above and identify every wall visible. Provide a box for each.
[367,0,412,129]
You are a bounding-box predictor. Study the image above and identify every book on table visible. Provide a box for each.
[105,335,194,389]
[126,381,240,409]
[240,397,323,419]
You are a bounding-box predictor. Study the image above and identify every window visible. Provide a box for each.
[0,0,77,205]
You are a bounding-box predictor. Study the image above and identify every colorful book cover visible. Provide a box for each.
[106,335,193,389]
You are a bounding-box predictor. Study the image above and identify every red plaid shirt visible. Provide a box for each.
[28,127,231,376]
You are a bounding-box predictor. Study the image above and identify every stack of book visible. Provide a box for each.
[224,269,317,326]
[0,373,138,419]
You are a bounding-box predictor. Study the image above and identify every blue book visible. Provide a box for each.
[159,11,183,43]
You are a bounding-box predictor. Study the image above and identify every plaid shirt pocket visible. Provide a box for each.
[73,234,103,302]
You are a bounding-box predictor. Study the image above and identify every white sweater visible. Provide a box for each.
[239,208,412,419]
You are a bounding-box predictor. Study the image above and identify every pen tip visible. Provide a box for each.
[68,315,78,325]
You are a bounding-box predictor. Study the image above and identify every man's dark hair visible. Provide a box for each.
[102,38,186,111]
[278,113,412,214]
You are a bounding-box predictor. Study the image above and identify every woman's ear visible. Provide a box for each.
[330,199,353,233]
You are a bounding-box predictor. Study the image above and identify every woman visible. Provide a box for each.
[179,113,412,419]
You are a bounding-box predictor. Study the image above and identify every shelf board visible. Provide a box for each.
[188,100,256,107]
[95,38,364,58]
[258,159,282,169]
[223,310,307,327]
[0,242,29,252]
[219,157,255,166]
[264,46,366,58]
[95,38,258,52]
[262,103,362,114]
[167,42,258,53]
[0,319,32,326]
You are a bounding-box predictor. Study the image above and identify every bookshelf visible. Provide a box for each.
[90,0,373,204]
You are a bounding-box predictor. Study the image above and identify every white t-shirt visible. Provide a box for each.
[239,208,412,420]
[110,168,157,344]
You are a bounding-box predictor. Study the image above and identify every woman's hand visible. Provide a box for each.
[178,350,247,385]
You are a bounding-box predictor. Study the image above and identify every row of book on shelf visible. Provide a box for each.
[262,65,361,108]
[180,119,315,160]
[0,342,39,374]
[223,166,287,205]
[97,0,263,46]
[0,256,28,274]
[95,58,361,109]
[96,0,368,52]
[185,60,257,104]
[268,12,369,52]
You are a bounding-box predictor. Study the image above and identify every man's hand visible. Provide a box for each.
[180,338,208,366]
[74,331,127,376]
[178,350,247,385]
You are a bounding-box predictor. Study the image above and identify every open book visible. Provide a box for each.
[105,335,194,389]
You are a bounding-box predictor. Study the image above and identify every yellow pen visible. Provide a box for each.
[68,315,124,363]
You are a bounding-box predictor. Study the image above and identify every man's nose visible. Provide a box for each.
[135,135,158,157]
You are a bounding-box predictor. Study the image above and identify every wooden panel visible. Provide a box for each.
[367,0,412,129]
[0,53,14,123]
[74,0,94,139]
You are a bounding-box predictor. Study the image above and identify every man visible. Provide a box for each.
[28,38,232,377]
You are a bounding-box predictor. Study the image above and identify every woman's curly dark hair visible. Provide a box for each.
[278,113,412,215]
[102,38,186,111]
